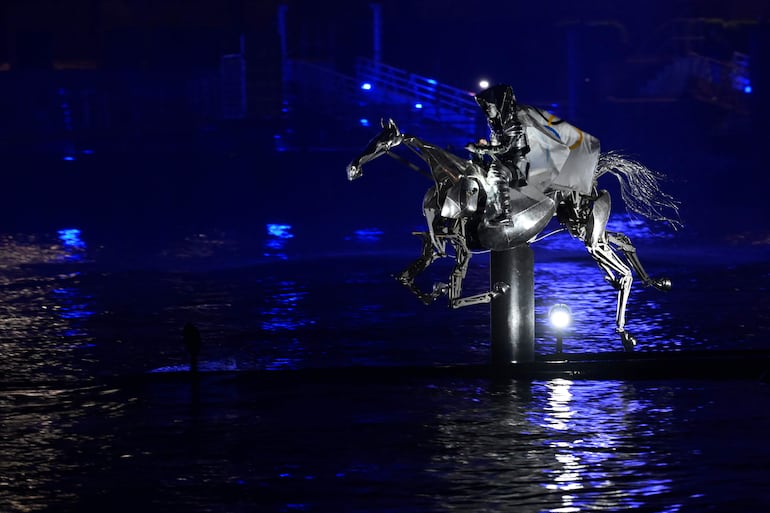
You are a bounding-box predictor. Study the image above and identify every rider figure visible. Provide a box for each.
[466,84,530,224]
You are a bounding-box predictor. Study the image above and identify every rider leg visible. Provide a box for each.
[512,153,530,187]
[488,161,513,223]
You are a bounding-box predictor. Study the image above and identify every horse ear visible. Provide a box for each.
[380,118,387,128]
[386,118,400,136]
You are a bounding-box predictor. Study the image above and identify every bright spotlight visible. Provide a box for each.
[360,82,372,91]
[549,304,571,330]
[478,79,490,89]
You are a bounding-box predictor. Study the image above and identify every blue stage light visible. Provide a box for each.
[360,118,370,127]
[414,103,423,109]
[360,82,372,91]
[744,85,752,94]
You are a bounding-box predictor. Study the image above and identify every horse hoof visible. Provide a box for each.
[346,164,362,181]
[492,282,510,296]
[651,277,672,291]
[620,331,637,352]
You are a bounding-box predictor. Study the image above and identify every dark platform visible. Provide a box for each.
[137,349,770,385]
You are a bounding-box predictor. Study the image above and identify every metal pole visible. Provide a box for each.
[490,245,535,366]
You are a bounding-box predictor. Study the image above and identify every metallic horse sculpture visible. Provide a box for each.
[347,105,679,352]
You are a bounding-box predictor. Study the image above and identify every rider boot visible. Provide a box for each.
[488,162,513,224]
[513,154,530,187]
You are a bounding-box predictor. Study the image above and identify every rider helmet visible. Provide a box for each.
[474,84,518,135]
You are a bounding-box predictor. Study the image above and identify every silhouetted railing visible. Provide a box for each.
[288,59,361,114]
[286,57,484,150]
[355,57,479,135]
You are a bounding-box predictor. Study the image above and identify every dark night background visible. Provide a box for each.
[1,0,769,243]
[2,2,770,512]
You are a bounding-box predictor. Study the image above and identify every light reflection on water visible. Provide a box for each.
[1,228,769,512]
[0,384,133,512]
[535,379,675,511]
[429,379,697,512]
[264,223,294,260]
[2,375,766,512]
[0,232,97,384]
[57,228,87,262]
[424,379,692,512]
[260,280,314,333]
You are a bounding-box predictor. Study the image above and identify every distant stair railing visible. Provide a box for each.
[289,59,362,115]
[355,57,480,135]
[284,57,485,149]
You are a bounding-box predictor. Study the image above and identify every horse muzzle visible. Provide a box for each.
[347,163,363,181]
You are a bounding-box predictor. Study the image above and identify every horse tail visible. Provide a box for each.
[595,151,682,230]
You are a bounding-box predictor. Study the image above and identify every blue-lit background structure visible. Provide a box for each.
[0,0,767,243]
[1,2,770,512]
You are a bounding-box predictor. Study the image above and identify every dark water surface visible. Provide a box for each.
[1,223,770,512]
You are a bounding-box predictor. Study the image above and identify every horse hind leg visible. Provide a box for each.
[587,242,638,352]
[607,232,672,291]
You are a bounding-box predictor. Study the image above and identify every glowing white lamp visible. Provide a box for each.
[549,304,572,329]
[549,304,571,353]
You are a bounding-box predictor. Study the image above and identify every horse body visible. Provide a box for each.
[347,119,678,351]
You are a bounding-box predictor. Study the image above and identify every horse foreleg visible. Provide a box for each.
[607,231,672,291]
[447,221,509,309]
[447,230,471,308]
[587,240,638,351]
[450,282,510,308]
[395,232,448,305]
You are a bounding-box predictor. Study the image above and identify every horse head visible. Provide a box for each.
[346,118,403,181]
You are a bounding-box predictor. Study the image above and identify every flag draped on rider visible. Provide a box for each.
[518,105,601,196]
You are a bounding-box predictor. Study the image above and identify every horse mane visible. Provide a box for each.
[595,151,682,230]
[402,136,470,185]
